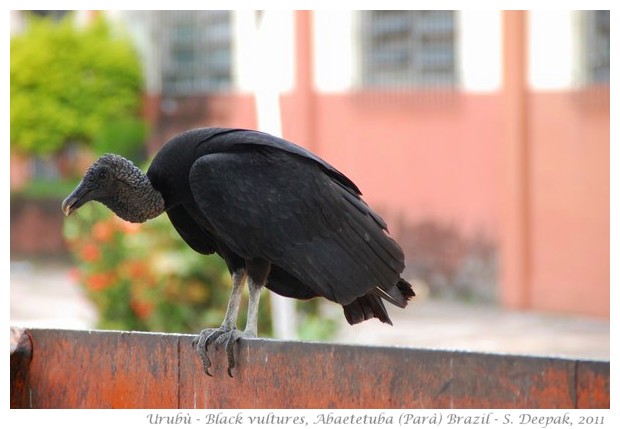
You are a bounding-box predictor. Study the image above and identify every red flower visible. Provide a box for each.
[127,260,148,278]
[85,272,114,291]
[80,243,101,263]
[93,220,115,243]
[114,217,142,234]
[131,298,154,320]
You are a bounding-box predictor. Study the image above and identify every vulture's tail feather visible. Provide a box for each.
[343,278,415,325]
[343,294,392,325]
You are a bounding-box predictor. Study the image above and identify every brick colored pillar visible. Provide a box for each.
[500,11,530,310]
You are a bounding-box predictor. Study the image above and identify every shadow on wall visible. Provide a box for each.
[396,218,498,303]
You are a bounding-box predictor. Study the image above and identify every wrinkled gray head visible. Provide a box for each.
[62,154,165,223]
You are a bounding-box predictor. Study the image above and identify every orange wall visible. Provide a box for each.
[282,92,502,241]
[11,11,609,318]
[282,89,609,319]
[139,10,609,319]
[528,90,610,317]
[167,88,609,320]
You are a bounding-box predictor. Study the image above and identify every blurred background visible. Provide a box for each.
[10,10,610,359]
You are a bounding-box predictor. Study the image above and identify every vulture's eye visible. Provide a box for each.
[98,169,109,181]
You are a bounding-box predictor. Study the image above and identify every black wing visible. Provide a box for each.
[195,129,363,197]
[188,145,405,306]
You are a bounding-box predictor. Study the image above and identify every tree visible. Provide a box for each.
[10,13,145,156]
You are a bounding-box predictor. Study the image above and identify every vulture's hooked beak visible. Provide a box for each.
[62,182,91,216]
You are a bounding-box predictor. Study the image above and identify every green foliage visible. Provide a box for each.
[92,118,148,161]
[13,178,80,200]
[63,202,338,340]
[10,13,145,156]
[63,203,261,333]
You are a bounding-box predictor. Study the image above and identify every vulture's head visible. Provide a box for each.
[62,154,165,223]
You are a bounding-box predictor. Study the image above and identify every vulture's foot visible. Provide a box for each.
[192,327,230,376]
[193,327,255,377]
[215,329,256,377]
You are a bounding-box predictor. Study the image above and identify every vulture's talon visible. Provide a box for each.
[194,327,234,376]
[194,329,255,377]
[226,335,237,377]
[224,329,256,377]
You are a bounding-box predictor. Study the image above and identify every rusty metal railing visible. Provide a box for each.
[10,327,609,409]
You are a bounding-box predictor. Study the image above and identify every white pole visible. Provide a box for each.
[252,10,297,340]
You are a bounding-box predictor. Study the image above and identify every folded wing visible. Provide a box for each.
[189,145,405,306]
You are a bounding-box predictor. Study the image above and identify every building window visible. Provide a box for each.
[29,10,68,20]
[160,10,232,96]
[583,10,609,84]
[360,10,457,88]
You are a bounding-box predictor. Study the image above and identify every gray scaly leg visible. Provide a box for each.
[193,269,246,376]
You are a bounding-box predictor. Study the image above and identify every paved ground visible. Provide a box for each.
[334,299,610,361]
[11,260,98,330]
[10,260,610,361]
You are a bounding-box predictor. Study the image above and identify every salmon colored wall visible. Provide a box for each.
[139,10,609,319]
[284,89,609,319]
[284,92,503,241]
[290,89,610,319]
[179,77,608,321]
[528,90,610,317]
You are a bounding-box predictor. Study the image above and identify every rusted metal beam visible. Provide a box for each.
[12,328,180,408]
[10,328,609,409]
[10,327,33,408]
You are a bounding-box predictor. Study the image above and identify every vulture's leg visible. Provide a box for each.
[219,269,247,330]
[193,269,246,376]
[214,259,270,377]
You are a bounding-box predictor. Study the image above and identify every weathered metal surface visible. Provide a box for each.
[10,328,610,409]
[180,338,580,408]
[575,360,610,408]
[10,327,33,408]
[13,329,179,408]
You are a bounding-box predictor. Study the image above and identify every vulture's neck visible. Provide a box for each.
[106,170,166,224]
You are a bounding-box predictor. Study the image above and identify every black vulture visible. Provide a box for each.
[62,128,415,376]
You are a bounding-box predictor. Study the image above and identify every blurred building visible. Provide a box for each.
[11,10,610,319]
